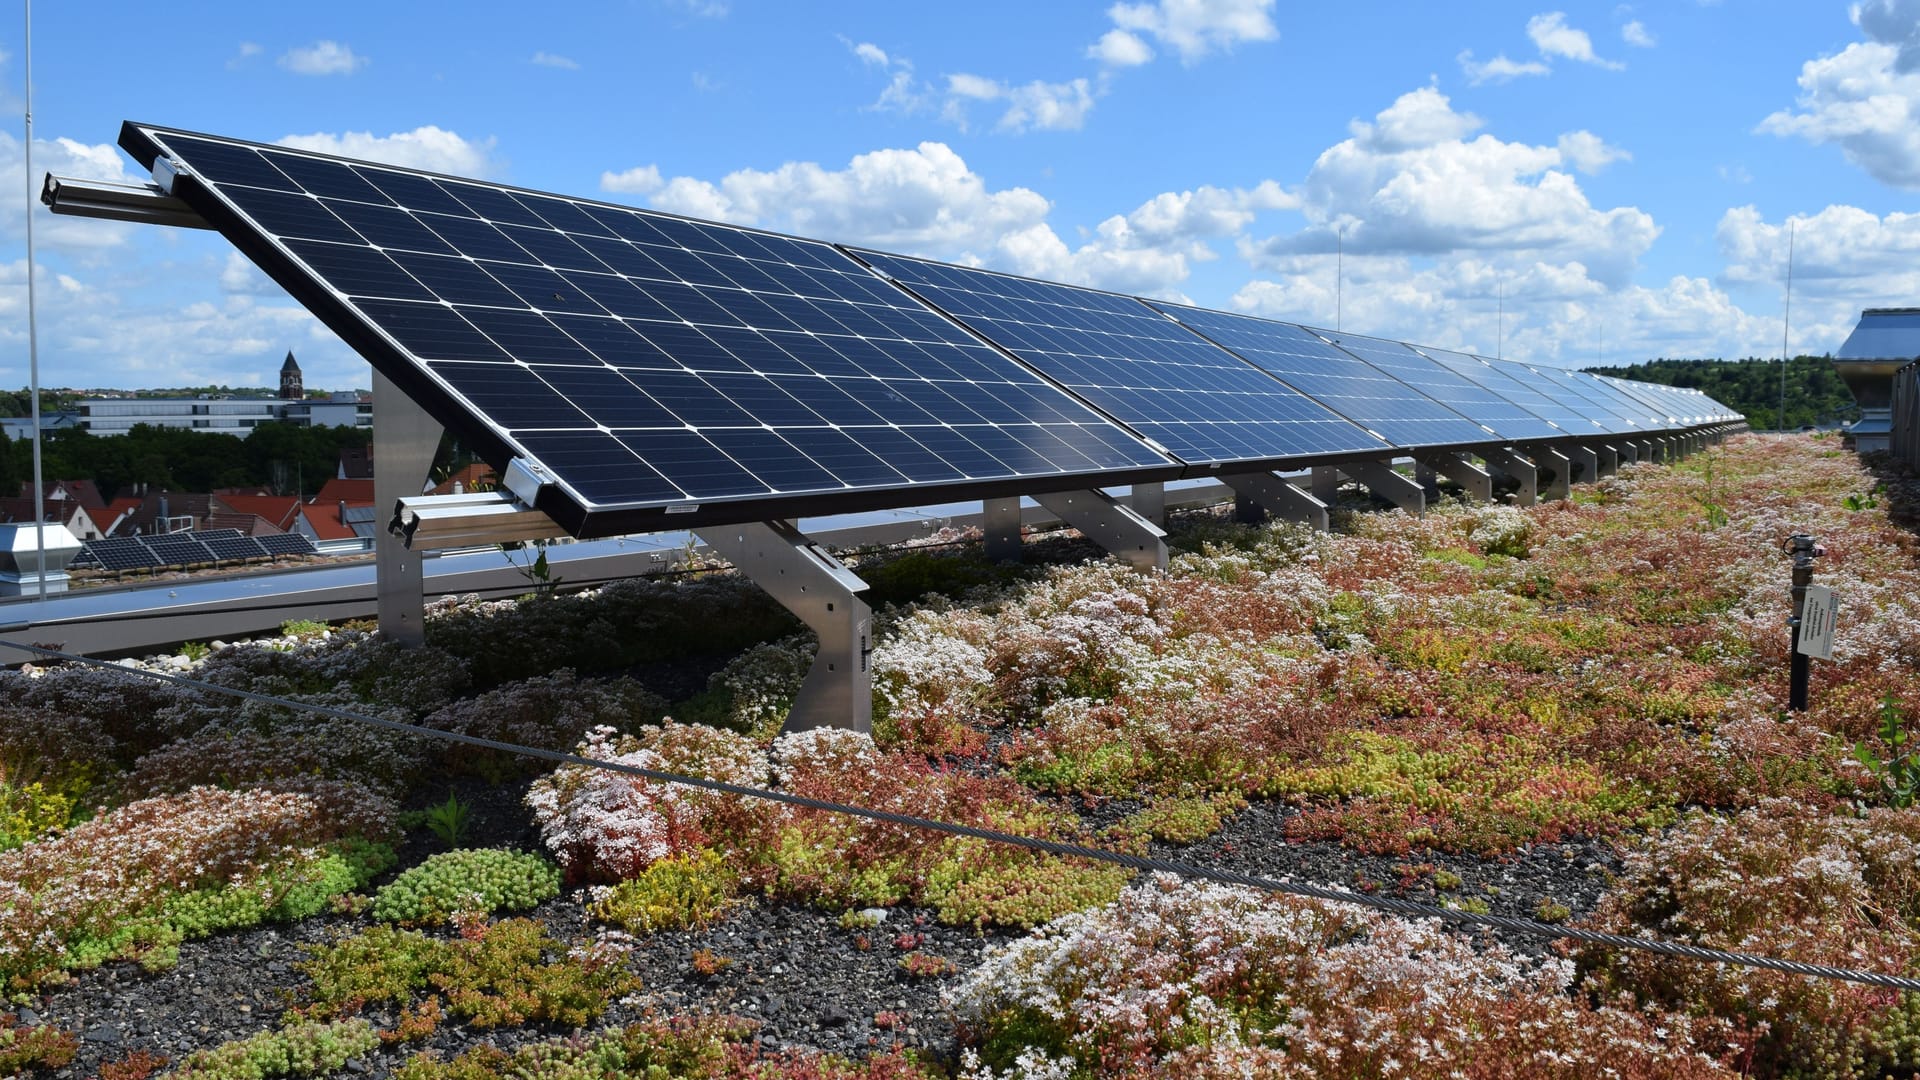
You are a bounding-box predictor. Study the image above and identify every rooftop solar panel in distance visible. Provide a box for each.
[1547,368,1666,431]
[85,538,162,572]
[257,533,319,556]
[850,249,1390,466]
[144,533,217,567]
[122,125,1175,537]
[1145,304,1499,450]
[193,529,271,561]
[1316,331,1563,443]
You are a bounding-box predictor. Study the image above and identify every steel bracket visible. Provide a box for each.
[373,369,442,646]
[1031,489,1168,572]
[1412,452,1493,503]
[1481,446,1539,506]
[1221,472,1330,531]
[699,520,873,734]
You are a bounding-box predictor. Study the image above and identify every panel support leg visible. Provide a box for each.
[1032,489,1168,572]
[983,496,1022,562]
[1341,460,1425,515]
[1413,452,1492,504]
[1481,447,1538,506]
[373,369,441,647]
[1565,444,1599,487]
[1311,465,1339,503]
[1222,472,1330,531]
[1533,447,1572,501]
[1596,444,1619,478]
[698,520,872,734]
[1127,482,1166,526]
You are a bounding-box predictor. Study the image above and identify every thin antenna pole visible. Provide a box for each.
[1496,279,1504,360]
[24,0,48,601]
[1335,224,1343,332]
[1780,220,1794,433]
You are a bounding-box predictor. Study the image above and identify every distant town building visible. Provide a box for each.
[76,352,372,436]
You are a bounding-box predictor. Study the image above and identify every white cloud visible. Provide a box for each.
[849,41,891,67]
[1855,0,1920,73]
[1758,36,1920,188]
[600,164,664,194]
[842,37,931,117]
[1249,87,1656,287]
[1088,28,1155,67]
[1526,12,1623,69]
[219,250,276,295]
[1716,203,1920,304]
[666,0,729,17]
[531,51,580,70]
[1621,20,1655,48]
[277,40,367,77]
[1457,50,1550,85]
[1105,0,1279,65]
[1556,130,1630,172]
[942,74,1098,133]
[273,127,501,178]
[227,42,262,70]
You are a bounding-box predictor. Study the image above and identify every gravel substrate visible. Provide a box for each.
[27,783,1622,1078]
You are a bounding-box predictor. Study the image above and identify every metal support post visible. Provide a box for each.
[1785,533,1821,712]
[373,369,442,646]
[1414,459,1437,489]
[1595,444,1618,478]
[1412,452,1492,503]
[1127,482,1166,526]
[1480,447,1538,506]
[698,520,873,733]
[1338,460,1425,515]
[1565,444,1599,487]
[1310,465,1339,503]
[1534,447,1572,501]
[1221,472,1330,531]
[1637,440,1656,463]
[1031,489,1168,572]
[983,496,1022,562]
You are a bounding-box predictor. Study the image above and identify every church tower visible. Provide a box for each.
[279,351,304,400]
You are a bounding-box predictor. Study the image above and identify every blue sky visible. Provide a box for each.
[2,0,1917,394]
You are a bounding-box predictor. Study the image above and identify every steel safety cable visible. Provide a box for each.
[4,637,1918,994]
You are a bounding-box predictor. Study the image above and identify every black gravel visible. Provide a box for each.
[29,789,1620,1078]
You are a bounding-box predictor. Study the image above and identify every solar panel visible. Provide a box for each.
[144,533,218,567]
[1535,366,1663,432]
[122,125,1175,537]
[1144,304,1500,449]
[194,528,271,561]
[1416,346,1593,436]
[1316,331,1563,443]
[850,250,1391,466]
[68,547,101,570]
[257,533,320,556]
[1479,358,1644,436]
[84,537,162,571]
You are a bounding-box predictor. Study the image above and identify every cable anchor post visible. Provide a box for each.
[1785,533,1823,712]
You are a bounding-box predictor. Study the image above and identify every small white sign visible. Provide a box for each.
[1799,584,1838,660]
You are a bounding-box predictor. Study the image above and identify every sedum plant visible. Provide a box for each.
[371,848,560,924]
[170,1019,378,1080]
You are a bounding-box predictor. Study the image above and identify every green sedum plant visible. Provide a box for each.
[372,848,560,924]
[170,1018,378,1080]
[590,848,741,933]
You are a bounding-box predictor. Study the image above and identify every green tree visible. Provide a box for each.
[1584,355,1858,431]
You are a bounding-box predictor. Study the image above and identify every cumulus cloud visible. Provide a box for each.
[1716,203,1920,303]
[274,127,501,178]
[1621,20,1655,48]
[1526,12,1623,69]
[1088,28,1155,67]
[1248,87,1655,287]
[0,132,142,255]
[601,164,664,194]
[531,51,580,70]
[1457,50,1550,85]
[1759,16,1920,189]
[277,40,367,76]
[941,74,1097,133]
[1104,0,1279,65]
[1855,0,1920,72]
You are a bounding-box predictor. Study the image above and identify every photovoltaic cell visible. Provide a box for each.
[257,533,319,557]
[83,538,161,572]
[125,126,1173,535]
[144,533,218,567]
[1317,331,1562,442]
[1478,357,1641,436]
[1524,364,1658,433]
[851,249,1389,465]
[195,529,271,561]
[1145,304,1499,449]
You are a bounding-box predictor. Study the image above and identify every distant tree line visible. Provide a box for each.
[0,422,371,499]
[0,389,80,418]
[1583,355,1860,431]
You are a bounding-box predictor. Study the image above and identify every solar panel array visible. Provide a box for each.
[119,123,1738,537]
[77,529,313,573]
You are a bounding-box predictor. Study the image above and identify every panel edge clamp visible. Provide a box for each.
[503,457,552,506]
[152,156,186,195]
